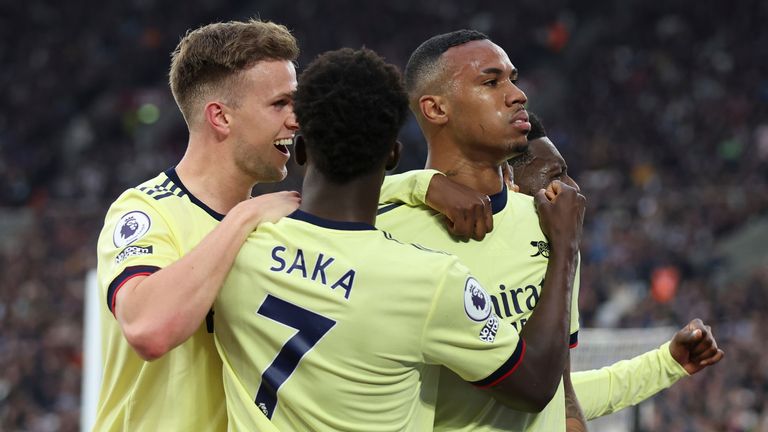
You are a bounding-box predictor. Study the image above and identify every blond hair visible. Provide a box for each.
[169,19,299,126]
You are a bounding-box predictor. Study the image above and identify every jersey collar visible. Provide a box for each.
[164,167,226,221]
[489,184,508,214]
[288,210,377,231]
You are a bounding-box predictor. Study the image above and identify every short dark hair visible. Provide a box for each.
[404,30,488,100]
[527,112,547,141]
[294,48,408,183]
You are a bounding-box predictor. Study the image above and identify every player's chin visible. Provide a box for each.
[505,138,529,157]
[269,167,289,183]
[253,165,288,184]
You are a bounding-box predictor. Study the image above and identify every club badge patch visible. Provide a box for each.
[113,211,151,248]
[464,277,492,322]
[529,240,550,258]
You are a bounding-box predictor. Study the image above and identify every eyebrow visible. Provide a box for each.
[480,67,518,78]
[271,91,295,101]
[480,67,504,75]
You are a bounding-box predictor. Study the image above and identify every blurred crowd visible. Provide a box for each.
[1,1,766,430]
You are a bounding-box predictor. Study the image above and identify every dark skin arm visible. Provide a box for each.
[487,181,586,412]
[424,165,521,241]
[564,354,588,431]
[426,173,494,240]
[425,176,587,410]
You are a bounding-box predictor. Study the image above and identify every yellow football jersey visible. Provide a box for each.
[378,171,580,432]
[93,169,227,431]
[214,210,525,432]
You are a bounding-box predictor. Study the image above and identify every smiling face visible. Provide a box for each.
[513,136,579,196]
[441,40,530,162]
[227,60,298,183]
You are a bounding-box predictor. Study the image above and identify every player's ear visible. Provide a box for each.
[204,101,230,137]
[294,134,307,166]
[385,140,402,171]
[418,95,449,126]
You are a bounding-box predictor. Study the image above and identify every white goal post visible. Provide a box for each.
[571,327,676,432]
[81,269,102,432]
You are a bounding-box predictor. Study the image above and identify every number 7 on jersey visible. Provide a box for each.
[254,295,336,418]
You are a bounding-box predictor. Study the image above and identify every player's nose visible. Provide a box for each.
[506,83,527,107]
[286,109,299,131]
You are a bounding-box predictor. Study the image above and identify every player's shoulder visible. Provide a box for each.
[376,200,443,239]
[504,190,540,221]
[377,200,436,219]
[102,171,194,236]
[131,171,189,203]
[377,230,462,269]
[375,234,476,299]
[109,170,196,215]
[506,189,536,208]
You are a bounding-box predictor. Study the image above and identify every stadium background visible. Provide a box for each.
[1,0,767,430]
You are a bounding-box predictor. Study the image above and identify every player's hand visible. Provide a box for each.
[669,318,725,375]
[233,191,301,230]
[534,180,586,252]
[425,174,493,241]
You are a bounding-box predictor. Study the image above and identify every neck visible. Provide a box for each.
[299,168,383,226]
[425,145,505,196]
[175,136,255,214]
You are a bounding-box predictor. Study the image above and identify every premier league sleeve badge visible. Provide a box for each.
[113,211,152,248]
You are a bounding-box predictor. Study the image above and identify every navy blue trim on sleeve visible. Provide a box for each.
[569,331,579,348]
[107,265,161,313]
[472,338,526,389]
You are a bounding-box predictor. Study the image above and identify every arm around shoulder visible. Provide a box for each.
[111,191,300,360]
[379,169,441,206]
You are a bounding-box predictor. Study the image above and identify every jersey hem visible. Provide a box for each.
[107,265,161,313]
[569,331,579,348]
[472,338,526,388]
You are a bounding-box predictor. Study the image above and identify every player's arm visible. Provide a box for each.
[427,182,586,412]
[484,181,586,411]
[379,169,440,206]
[425,239,579,411]
[572,319,724,420]
[380,169,493,240]
[564,354,588,431]
[113,192,300,361]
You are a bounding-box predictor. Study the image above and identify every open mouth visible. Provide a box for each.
[273,137,292,155]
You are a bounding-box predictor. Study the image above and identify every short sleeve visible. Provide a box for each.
[97,191,181,313]
[379,170,442,207]
[421,261,525,387]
